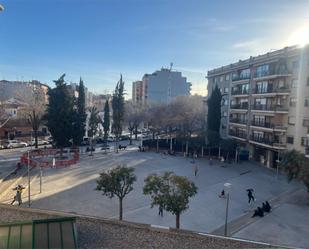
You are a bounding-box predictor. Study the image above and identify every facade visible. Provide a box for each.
[132,80,143,105]
[207,45,309,167]
[133,68,191,106]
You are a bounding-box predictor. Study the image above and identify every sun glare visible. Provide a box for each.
[287,23,309,47]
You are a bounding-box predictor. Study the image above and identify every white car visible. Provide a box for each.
[4,140,28,149]
[28,139,49,146]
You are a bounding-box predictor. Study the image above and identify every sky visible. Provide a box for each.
[0,0,309,98]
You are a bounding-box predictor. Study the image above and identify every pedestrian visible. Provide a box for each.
[11,185,25,206]
[158,205,163,217]
[194,164,199,177]
[219,189,225,198]
[247,188,255,203]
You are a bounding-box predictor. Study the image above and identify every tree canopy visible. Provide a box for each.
[96,165,137,220]
[102,100,110,144]
[143,171,197,228]
[280,150,309,192]
[46,74,74,150]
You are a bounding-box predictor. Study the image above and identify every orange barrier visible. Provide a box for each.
[20,148,80,168]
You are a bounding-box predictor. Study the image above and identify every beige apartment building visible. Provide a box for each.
[207,45,309,168]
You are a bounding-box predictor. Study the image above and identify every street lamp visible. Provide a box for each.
[224,182,232,237]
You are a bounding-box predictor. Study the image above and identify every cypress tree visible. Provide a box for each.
[46,74,74,155]
[112,75,125,152]
[103,100,110,145]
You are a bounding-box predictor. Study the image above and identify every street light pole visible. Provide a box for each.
[224,182,232,237]
[27,150,31,207]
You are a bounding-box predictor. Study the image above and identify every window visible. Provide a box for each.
[239,68,251,79]
[256,64,269,77]
[289,97,296,107]
[303,119,309,127]
[292,79,298,88]
[255,98,267,106]
[224,87,229,93]
[241,84,249,93]
[301,137,309,146]
[232,72,238,81]
[214,77,218,83]
[220,76,224,82]
[223,111,228,117]
[222,124,226,129]
[256,81,268,93]
[305,97,309,107]
[288,116,296,125]
[292,60,299,69]
[223,99,228,106]
[225,74,230,81]
[287,136,294,144]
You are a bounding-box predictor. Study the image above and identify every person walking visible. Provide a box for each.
[247,188,255,203]
[11,185,25,206]
[219,189,225,198]
[158,205,163,217]
[194,164,199,177]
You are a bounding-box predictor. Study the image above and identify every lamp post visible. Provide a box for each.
[224,182,232,237]
[28,130,33,207]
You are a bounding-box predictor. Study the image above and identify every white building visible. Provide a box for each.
[135,68,191,105]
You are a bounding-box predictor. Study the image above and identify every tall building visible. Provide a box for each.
[133,68,191,105]
[207,45,309,167]
[132,81,143,105]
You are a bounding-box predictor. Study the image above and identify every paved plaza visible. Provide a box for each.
[0,145,307,248]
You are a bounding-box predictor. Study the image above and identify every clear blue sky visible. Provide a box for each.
[0,0,308,97]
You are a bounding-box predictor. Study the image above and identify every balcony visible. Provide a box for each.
[232,75,251,82]
[230,118,247,125]
[229,130,247,140]
[230,103,249,110]
[251,104,275,111]
[253,86,290,95]
[231,89,249,96]
[251,120,274,128]
[253,70,291,80]
[249,135,286,149]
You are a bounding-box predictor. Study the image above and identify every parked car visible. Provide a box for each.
[28,139,49,146]
[4,140,28,149]
[107,136,114,142]
[120,135,130,141]
[101,144,110,150]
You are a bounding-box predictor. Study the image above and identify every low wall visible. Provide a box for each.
[0,204,273,249]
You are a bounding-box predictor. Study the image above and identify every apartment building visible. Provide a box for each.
[133,68,191,106]
[207,45,309,167]
[132,81,143,105]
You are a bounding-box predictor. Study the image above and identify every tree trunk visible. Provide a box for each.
[116,138,119,153]
[34,130,38,149]
[185,141,189,156]
[119,198,123,220]
[134,126,138,140]
[176,213,180,229]
[129,131,132,145]
[156,135,159,153]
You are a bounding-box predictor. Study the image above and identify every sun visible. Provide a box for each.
[287,23,309,47]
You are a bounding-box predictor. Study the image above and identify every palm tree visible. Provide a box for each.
[280,150,309,192]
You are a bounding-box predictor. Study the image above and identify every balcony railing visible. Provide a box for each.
[230,118,247,124]
[249,135,274,145]
[253,86,290,94]
[231,89,249,95]
[230,103,249,109]
[229,130,247,139]
[232,75,251,82]
[251,104,274,111]
[254,70,290,78]
[251,121,273,128]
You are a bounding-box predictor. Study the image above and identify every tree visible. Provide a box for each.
[46,74,74,155]
[112,75,125,152]
[280,150,309,192]
[102,100,110,145]
[125,101,145,145]
[16,84,47,148]
[220,139,237,160]
[143,171,197,229]
[88,106,100,138]
[72,78,87,146]
[207,85,222,148]
[96,165,137,220]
